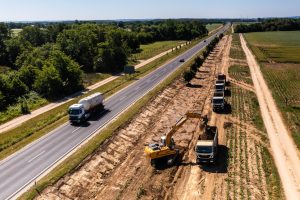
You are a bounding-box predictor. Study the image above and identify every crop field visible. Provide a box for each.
[229,65,253,86]
[230,34,246,60]
[224,84,282,200]
[245,31,300,63]
[131,40,186,61]
[206,23,223,32]
[245,31,300,149]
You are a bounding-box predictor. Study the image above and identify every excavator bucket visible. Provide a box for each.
[185,110,203,119]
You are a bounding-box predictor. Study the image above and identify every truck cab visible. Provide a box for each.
[195,126,218,163]
[68,104,86,124]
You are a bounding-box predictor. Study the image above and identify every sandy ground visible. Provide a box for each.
[35,35,276,200]
[240,34,300,199]
[0,43,188,134]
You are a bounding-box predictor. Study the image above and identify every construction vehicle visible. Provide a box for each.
[215,82,225,93]
[212,91,225,111]
[217,73,226,83]
[195,125,218,163]
[68,93,104,124]
[144,111,202,167]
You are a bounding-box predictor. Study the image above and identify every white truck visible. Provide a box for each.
[195,125,218,163]
[68,93,104,124]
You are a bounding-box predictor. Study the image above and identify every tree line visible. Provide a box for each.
[0,20,208,110]
[184,34,224,85]
[235,18,300,33]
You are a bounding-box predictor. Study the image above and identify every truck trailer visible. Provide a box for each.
[212,91,225,111]
[68,93,104,124]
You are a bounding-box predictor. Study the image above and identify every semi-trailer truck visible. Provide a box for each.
[68,92,104,124]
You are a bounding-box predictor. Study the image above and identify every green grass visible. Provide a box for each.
[131,40,186,61]
[245,31,300,63]
[228,64,253,85]
[11,28,22,36]
[206,23,222,32]
[0,92,48,125]
[82,72,111,87]
[0,37,204,161]
[19,47,201,200]
[245,31,300,149]
[230,34,246,60]
[0,66,11,74]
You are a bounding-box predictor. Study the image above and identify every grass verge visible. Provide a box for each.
[131,40,186,61]
[19,47,200,200]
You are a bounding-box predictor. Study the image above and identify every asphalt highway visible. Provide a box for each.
[0,24,229,200]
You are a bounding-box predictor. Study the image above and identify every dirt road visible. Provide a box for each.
[240,34,300,199]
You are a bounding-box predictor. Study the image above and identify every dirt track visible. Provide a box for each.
[240,34,300,199]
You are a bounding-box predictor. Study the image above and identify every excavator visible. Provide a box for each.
[144,111,205,167]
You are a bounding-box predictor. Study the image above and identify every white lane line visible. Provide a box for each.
[27,151,45,163]
[72,127,81,133]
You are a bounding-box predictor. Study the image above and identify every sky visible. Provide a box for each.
[0,0,299,21]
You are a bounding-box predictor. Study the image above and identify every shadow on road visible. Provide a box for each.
[89,108,111,122]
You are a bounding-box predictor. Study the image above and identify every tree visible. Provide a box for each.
[0,23,10,65]
[5,37,32,68]
[57,26,98,71]
[194,56,203,66]
[183,70,194,85]
[0,91,6,110]
[19,26,48,46]
[18,44,83,95]
[33,64,64,98]
[94,44,127,72]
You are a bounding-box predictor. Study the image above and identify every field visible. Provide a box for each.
[245,31,300,63]
[228,65,253,86]
[230,34,246,60]
[11,28,22,36]
[245,31,300,149]
[131,40,186,61]
[206,23,223,32]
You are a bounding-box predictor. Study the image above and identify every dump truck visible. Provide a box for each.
[215,82,225,93]
[145,111,202,167]
[68,92,104,124]
[212,91,225,111]
[195,125,218,163]
[217,73,226,83]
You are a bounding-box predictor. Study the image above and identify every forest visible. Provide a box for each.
[0,20,208,110]
[235,18,300,33]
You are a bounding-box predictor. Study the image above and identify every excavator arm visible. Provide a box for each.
[165,110,203,147]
